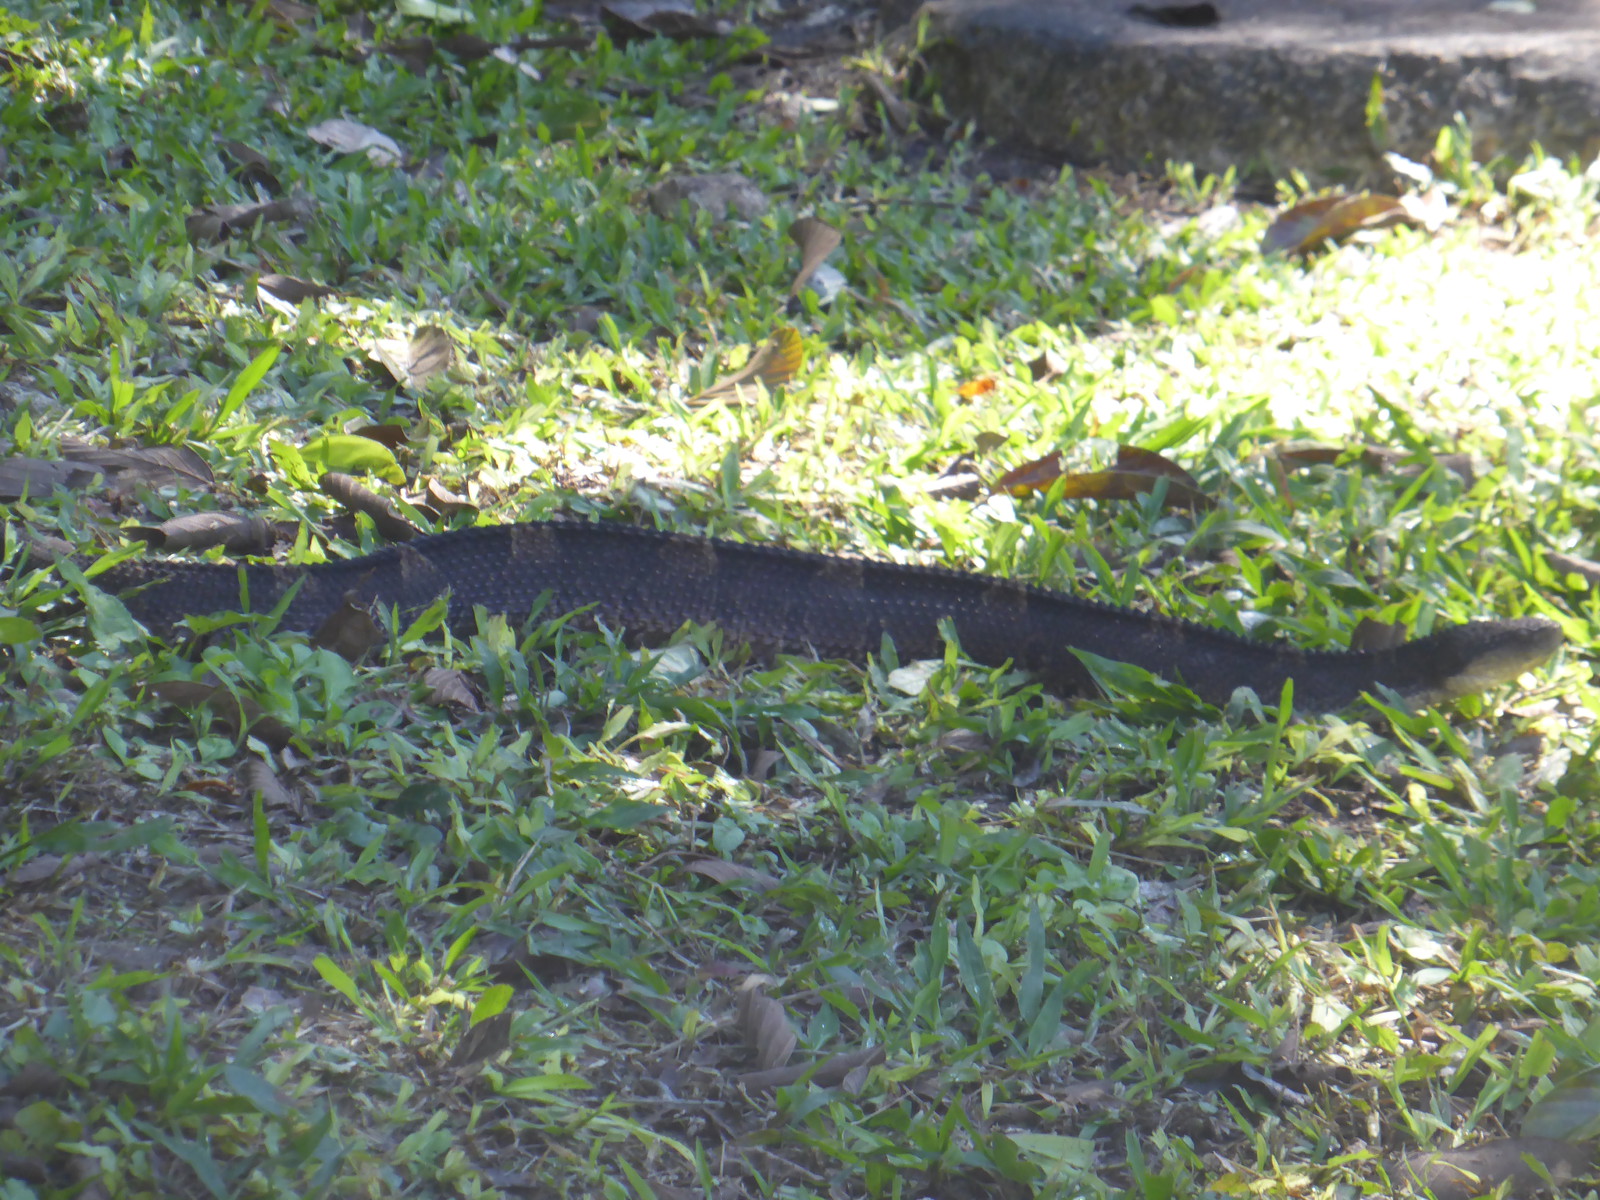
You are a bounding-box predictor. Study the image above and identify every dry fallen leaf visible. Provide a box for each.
[372,326,454,390]
[995,444,1211,509]
[423,666,480,712]
[690,327,804,404]
[1261,192,1417,256]
[788,215,843,297]
[737,983,797,1070]
[320,472,421,541]
[305,118,406,167]
[131,512,277,555]
[185,197,311,243]
[311,598,385,662]
[258,274,338,305]
[684,857,781,892]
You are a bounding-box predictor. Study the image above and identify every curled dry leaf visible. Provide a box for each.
[424,478,477,517]
[788,216,843,297]
[320,472,421,541]
[1261,192,1417,256]
[305,118,405,167]
[1348,616,1406,653]
[241,755,302,815]
[217,139,282,193]
[736,1045,886,1092]
[372,325,454,390]
[450,1011,514,1068]
[600,0,728,43]
[132,512,277,554]
[1275,442,1476,485]
[343,420,408,449]
[311,597,385,661]
[150,680,294,747]
[690,326,804,404]
[423,666,480,712]
[185,196,312,244]
[994,444,1211,510]
[684,857,781,892]
[1546,549,1600,587]
[737,983,797,1070]
[61,442,213,490]
[0,458,100,500]
[258,274,338,305]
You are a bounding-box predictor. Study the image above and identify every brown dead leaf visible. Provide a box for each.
[600,0,729,43]
[1349,616,1405,653]
[1029,349,1068,383]
[788,216,843,297]
[258,274,338,305]
[372,326,454,390]
[1390,1136,1592,1200]
[450,1011,514,1068]
[320,472,420,541]
[57,440,214,493]
[343,421,409,449]
[1547,549,1600,587]
[266,0,318,24]
[423,478,477,517]
[737,983,797,1070]
[3,854,66,887]
[995,444,1210,509]
[311,598,385,661]
[736,1044,886,1092]
[1276,442,1476,485]
[217,139,282,193]
[150,680,293,746]
[423,667,480,712]
[131,512,277,554]
[0,458,99,500]
[690,327,804,404]
[381,36,435,75]
[1262,193,1416,256]
[305,118,405,166]
[185,196,311,243]
[241,755,303,815]
[684,857,781,892]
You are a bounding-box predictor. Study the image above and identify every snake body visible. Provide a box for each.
[54,520,1562,710]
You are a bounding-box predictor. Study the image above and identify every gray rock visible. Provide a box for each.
[905,0,1600,183]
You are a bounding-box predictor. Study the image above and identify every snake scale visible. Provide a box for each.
[39,520,1562,711]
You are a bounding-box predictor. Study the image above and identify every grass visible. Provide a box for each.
[1,1,1598,1197]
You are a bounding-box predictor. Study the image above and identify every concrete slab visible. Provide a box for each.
[904,0,1600,182]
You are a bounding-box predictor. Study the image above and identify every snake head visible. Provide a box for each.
[1395,617,1564,704]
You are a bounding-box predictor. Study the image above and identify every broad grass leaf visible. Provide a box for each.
[299,435,404,485]
[0,616,40,644]
[312,955,362,1006]
[471,984,514,1025]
